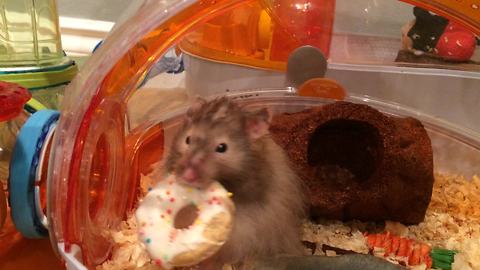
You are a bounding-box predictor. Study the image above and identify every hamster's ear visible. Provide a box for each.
[245,108,271,140]
[186,97,206,118]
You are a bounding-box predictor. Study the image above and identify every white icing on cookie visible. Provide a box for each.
[135,174,234,269]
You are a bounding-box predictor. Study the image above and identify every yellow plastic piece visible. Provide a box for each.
[26,98,48,111]
[258,10,273,51]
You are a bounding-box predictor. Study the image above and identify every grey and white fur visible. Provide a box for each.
[163,96,306,269]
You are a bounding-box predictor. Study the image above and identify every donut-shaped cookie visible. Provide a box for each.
[135,174,235,269]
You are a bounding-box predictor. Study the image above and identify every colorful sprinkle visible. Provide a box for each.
[227,192,233,198]
[146,238,152,244]
[187,188,193,193]
[154,259,162,266]
[166,191,171,195]
[161,214,165,219]
[169,230,178,242]
[195,219,202,225]
[170,197,175,203]
[167,209,172,215]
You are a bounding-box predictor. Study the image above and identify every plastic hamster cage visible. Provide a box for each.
[2,0,480,269]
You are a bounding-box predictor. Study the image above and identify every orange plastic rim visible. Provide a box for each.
[298,78,347,101]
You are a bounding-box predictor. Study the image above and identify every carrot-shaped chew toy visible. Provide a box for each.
[365,231,457,270]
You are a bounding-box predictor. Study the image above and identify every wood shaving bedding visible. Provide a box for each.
[99,173,480,269]
[96,216,154,270]
[303,173,480,270]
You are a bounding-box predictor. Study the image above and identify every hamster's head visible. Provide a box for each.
[166,97,271,189]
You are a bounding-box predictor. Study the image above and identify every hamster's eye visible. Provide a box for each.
[185,136,190,145]
[216,143,228,153]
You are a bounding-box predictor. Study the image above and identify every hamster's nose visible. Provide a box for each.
[190,153,205,166]
[182,168,198,183]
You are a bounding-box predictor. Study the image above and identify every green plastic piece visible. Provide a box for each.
[431,248,458,270]
[0,63,78,90]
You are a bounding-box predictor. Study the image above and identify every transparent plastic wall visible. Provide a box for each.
[0,0,64,67]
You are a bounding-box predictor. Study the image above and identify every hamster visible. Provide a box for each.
[164,96,306,269]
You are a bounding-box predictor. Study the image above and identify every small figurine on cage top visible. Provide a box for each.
[400,7,478,63]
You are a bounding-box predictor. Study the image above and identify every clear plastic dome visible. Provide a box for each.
[30,0,480,268]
